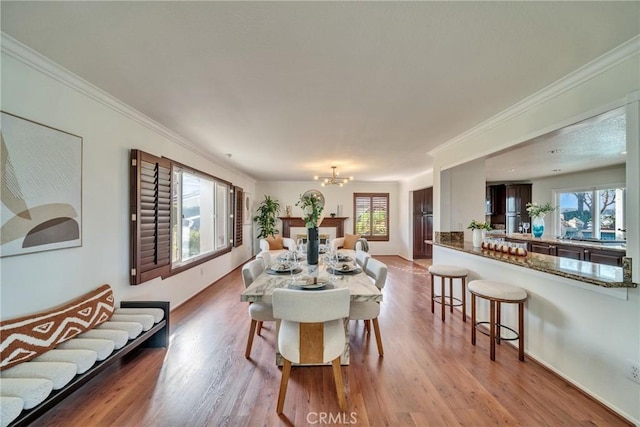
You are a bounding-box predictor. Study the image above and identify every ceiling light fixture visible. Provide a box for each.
[314,166,353,187]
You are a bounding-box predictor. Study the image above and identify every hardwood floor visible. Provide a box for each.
[34,256,630,426]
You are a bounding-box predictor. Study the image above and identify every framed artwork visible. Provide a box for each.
[1,112,83,257]
[243,192,252,225]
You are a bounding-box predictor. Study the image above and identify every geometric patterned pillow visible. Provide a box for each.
[0,284,115,370]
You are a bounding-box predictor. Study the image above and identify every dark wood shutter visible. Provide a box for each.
[234,186,244,247]
[130,150,172,285]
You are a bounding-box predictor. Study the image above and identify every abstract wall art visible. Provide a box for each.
[1,112,82,257]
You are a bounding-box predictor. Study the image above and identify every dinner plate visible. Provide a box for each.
[328,266,362,275]
[267,267,302,275]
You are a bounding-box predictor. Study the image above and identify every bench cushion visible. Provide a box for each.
[56,338,115,361]
[0,396,24,427]
[78,329,129,350]
[0,284,115,370]
[114,307,165,323]
[0,361,77,390]
[109,314,155,331]
[32,349,97,375]
[95,321,143,340]
[0,378,53,410]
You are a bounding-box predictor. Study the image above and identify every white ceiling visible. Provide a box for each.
[1,1,638,183]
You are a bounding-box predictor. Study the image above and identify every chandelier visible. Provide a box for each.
[314,166,353,187]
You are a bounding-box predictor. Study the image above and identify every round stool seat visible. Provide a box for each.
[468,280,527,302]
[428,265,468,277]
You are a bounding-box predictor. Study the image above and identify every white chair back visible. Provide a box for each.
[364,258,387,290]
[355,250,371,270]
[242,259,265,288]
[273,288,350,323]
[255,251,272,269]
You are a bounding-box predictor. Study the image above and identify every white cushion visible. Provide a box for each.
[32,349,97,375]
[0,378,53,409]
[278,319,345,364]
[349,302,380,320]
[79,329,129,350]
[95,321,143,339]
[468,280,527,301]
[0,361,77,390]
[56,338,115,361]
[110,314,155,331]
[428,265,469,277]
[115,307,165,323]
[249,303,275,322]
[0,396,24,427]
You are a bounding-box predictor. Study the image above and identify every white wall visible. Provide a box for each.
[1,40,256,319]
[254,181,400,255]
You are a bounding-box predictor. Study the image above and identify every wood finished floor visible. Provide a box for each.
[34,256,630,427]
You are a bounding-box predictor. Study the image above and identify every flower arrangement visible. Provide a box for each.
[296,193,324,228]
[526,202,555,218]
[467,220,491,230]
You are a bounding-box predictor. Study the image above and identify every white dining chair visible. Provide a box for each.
[350,257,387,356]
[242,259,275,359]
[355,250,371,270]
[255,251,272,269]
[272,287,350,414]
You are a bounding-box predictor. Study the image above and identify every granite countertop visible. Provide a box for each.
[434,240,636,288]
[505,233,627,252]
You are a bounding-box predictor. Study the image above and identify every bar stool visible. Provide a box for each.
[428,265,468,322]
[468,280,527,361]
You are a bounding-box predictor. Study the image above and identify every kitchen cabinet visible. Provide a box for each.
[529,241,556,256]
[556,244,587,261]
[486,184,506,225]
[587,248,624,266]
[505,184,532,234]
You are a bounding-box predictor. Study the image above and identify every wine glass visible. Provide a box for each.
[522,222,530,234]
[288,250,298,284]
[328,250,339,280]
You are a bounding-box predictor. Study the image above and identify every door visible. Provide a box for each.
[413,187,433,259]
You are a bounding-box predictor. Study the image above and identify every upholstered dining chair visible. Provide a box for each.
[272,287,350,414]
[242,259,275,359]
[355,250,371,270]
[350,257,387,356]
[255,250,273,269]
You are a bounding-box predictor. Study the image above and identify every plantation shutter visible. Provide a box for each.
[234,186,244,247]
[353,193,389,241]
[130,149,172,285]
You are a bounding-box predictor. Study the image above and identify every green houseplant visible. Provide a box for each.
[296,193,324,265]
[253,195,281,239]
[467,220,491,248]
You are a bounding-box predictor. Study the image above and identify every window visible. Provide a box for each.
[130,150,237,285]
[557,186,625,240]
[172,165,231,266]
[353,193,389,241]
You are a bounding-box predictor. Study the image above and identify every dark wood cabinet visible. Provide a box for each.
[486,184,506,226]
[505,184,532,234]
[556,244,587,261]
[587,248,624,266]
[529,241,557,256]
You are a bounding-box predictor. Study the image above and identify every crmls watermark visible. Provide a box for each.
[306,411,358,425]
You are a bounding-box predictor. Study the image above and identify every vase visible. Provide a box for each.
[532,216,545,238]
[472,229,483,248]
[307,226,319,265]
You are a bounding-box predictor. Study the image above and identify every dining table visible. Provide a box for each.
[240,250,382,365]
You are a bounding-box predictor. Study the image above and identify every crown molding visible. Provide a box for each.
[0,32,256,183]
[428,35,640,157]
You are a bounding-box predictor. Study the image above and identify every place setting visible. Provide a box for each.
[287,275,335,291]
[266,262,303,275]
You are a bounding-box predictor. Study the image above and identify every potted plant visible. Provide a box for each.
[467,220,491,248]
[526,202,555,238]
[253,195,281,240]
[296,193,324,264]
